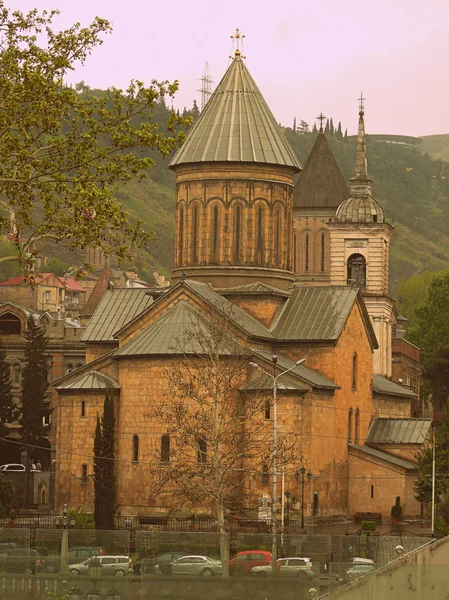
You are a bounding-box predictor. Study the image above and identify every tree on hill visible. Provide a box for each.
[93,393,116,530]
[0,338,13,439]
[0,3,189,276]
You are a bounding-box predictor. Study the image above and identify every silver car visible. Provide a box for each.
[251,557,315,579]
[70,555,133,577]
[167,555,222,577]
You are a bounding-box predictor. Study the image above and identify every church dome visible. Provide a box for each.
[335,194,385,223]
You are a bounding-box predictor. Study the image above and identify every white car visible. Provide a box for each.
[0,464,26,472]
[69,555,133,577]
[251,557,315,579]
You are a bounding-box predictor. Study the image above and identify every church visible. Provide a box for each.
[53,44,429,521]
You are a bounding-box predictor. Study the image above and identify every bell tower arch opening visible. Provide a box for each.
[347,253,366,289]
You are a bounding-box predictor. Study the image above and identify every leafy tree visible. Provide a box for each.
[0,338,13,439]
[46,257,70,277]
[0,472,15,512]
[0,3,188,276]
[395,269,440,329]
[93,394,116,529]
[19,316,51,448]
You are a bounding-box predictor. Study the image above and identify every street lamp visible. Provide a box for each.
[249,355,305,570]
[56,503,75,573]
[296,467,312,529]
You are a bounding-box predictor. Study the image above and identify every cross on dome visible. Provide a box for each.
[230,28,246,59]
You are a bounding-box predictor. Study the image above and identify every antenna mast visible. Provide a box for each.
[198,62,213,111]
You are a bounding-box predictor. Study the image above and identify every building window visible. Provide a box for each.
[179,206,184,266]
[44,291,51,303]
[81,401,86,418]
[161,434,170,463]
[81,464,88,483]
[13,363,21,385]
[132,435,139,462]
[293,232,297,272]
[355,408,360,443]
[0,313,21,335]
[211,204,219,263]
[264,399,271,420]
[67,363,73,374]
[192,205,199,265]
[262,464,269,485]
[320,232,326,272]
[256,207,264,264]
[197,436,207,464]
[348,408,353,443]
[352,353,358,389]
[274,208,281,265]
[234,205,241,263]
[305,232,310,272]
[371,485,374,499]
[347,253,366,289]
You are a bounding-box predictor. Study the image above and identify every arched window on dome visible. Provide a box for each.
[234,205,242,263]
[304,232,310,272]
[256,206,264,265]
[347,253,366,289]
[274,208,281,266]
[211,204,220,264]
[191,204,200,265]
[178,206,184,266]
[319,231,328,273]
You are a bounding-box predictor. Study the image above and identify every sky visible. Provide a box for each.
[9,0,449,136]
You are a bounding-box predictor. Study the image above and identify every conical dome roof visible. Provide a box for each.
[293,132,349,209]
[169,52,301,171]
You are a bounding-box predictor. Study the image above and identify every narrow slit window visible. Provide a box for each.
[262,464,269,485]
[348,408,353,443]
[264,399,271,420]
[132,435,139,462]
[81,400,86,418]
[197,436,207,464]
[192,205,199,264]
[234,205,241,263]
[256,207,264,264]
[305,233,310,272]
[161,435,170,463]
[320,232,325,272]
[274,209,281,265]
[212,205,219,263]
[179,207,184,266]
[81,464,88,483]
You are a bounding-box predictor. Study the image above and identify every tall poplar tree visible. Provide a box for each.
[0,338,13,440]
[93,394,116,530]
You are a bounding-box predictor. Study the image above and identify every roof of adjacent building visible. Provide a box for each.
[0,273,86,291]
[56,370,120,390]
[114,300,246,357]
[293,132,349,209]
[169,53,301,171]
[366,418,431,445]
[250,348,339,390]
[349,444,417,470]
[240,372,308,392]
[81,288,154,342]
[270,285,377,348]
[372,374,417,398]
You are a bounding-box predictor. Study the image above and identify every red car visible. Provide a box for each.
[229,550,272,575]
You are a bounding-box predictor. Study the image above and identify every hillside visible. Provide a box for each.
[417,134,449,162]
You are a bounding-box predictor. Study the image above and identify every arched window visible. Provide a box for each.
[355,408,360,443]
[81,464,88,482]
[81,400,86,418]
[67,363,73,374]
[161,434,170,463]
[211,204,220,263]
[264,399,271,420]
[234,205,242,263]
[352,353,358,389]
[178,206,184,266]
[13,364,21,385]
[256,206,264,264]
[347,253,366,289]
[320,232,326,272]
[305,232,310,272]
[192,205,199,265]
[262,464,269,485]
[0,312,21,335]
[293,232,297,273]
[197,436,207,464]
[41,487,46,504]
[274,208,281,265]
[132,435,139,462]
[348,408,353,443]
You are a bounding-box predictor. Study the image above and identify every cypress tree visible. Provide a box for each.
[93,393,116,529]
[337,121,343,140]
[324,119,330,135]
[0,338,13,440]
[329,118,334,135]
[93,416,103,528]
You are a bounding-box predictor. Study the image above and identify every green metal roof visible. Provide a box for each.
[293,132,349,209]
[240,372,308,393]
[250,348,338,390]
[56,371,120,391]
[169,54,301,171]
[81,289,154,343]
[114,300,247,357]
[271,286,367,342]
[372,374,417,398]
[366,418,431,445]
[218,282,291,297]
[349,444,417,470]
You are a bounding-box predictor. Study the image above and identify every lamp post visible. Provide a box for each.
[249,355,305,571]
[295,467,312,529]
[56,503,75,574]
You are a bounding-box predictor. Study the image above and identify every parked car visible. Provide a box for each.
[162,555,222,577]
[69,555,133,577]
[229,550,272,575]
[0,463,26,472]
[339,558,376,583]
[44,546,105,573]
[0,548,42,574]
[135,552,186,575]
[251,557,315,579]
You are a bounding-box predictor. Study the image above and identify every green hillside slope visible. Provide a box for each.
[417,134,449,161]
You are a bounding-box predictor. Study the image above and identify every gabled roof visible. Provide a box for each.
[349,444,417,471]
[114,300,247,357]
[372,374,417,399]
[240,372,308,393]
[250,348,338,390]
[271,286,377,348]
[293,132,349,209]
[81,288,154,343]
[218,282,291,297]
[366,418,431,445]
[81,267,112,318]
[56,371,120,390]
[169,53,301,171]
[0,273,85,292]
